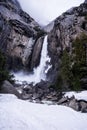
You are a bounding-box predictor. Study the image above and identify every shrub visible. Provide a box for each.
[55,33,87,91]
[0,50,14,86]
[71,33,87,90]
[54,49,73,91]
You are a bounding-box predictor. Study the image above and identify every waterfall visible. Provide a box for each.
[32,35,52,83]
[13,35,52,85]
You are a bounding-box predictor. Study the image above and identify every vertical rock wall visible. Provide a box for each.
[0,0,45,71]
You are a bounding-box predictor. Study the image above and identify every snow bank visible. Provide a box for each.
[0,94,87,130]
[64,91,87,101]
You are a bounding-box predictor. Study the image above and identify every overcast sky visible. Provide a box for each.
[18,0,84,26]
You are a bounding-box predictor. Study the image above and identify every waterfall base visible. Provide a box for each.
[13,35,52,85]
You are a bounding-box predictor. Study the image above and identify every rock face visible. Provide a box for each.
[47,2,87,83]
[30,36,44,69]
[43,21,54,33]
[0,0,45,70]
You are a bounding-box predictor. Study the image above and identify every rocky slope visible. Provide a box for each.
[47,2,87,89]
[0,0,45,71]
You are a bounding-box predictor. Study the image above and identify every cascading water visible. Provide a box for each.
[13,35,52,85]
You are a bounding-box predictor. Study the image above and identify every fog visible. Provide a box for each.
[18,0,84,25]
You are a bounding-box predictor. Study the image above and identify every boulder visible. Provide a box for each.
[22,93,32,100]
[58,96,68,105]
[79,101,87,113]
[0,80,21,98]
[69,98,80,111]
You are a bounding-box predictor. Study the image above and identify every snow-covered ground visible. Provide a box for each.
[0,94,87,130]
[64,91,87,101]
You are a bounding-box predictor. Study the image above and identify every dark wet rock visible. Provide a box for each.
[0,80,22,98]
[68,97,80,111]
[30,36,44,69]
[32,93,43,100]
[22,93,33,100]
[35,81,49,89]
[79,100,87,112]
[58,96,69,105]
[17,80,63,103]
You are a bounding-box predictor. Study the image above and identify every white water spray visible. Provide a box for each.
[13,35,52,85]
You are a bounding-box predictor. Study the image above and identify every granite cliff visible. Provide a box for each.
[0,0,45,71]
[47,2,87,90]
